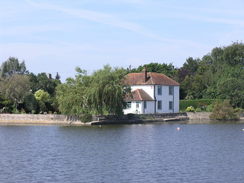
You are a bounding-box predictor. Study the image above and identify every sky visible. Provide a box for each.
[1,0,244,80]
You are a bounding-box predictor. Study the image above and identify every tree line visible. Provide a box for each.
[0,42,243,117]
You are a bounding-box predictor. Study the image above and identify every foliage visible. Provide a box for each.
[0,57,27,78]
[34,89,50,102]
[23,93,38,113]
[185,106,195,112]
[56,65,129,117]
[87,65,129,115]
[0,74,30,109]
[210,100,240,120]
[180,42,244,108]
[180,99,218,111]
[80,113,92,122]
[129,62,177,78]
[29,73,60,96]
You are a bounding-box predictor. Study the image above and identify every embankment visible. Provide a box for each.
[0,114,85,125]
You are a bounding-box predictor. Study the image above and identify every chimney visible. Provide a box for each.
[142,67,147,82]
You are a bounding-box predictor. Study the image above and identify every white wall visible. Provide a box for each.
[155,85,179,113]
[124,101,143,114]
[174,86,179,113]
[124,101,155,114]
[143,101,155,114]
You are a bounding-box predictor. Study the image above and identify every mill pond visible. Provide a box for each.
[0,122,244,183]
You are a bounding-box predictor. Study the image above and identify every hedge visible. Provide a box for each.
[180,99,221,111]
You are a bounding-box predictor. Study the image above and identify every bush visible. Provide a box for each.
[80,113,92,122]
[186,106,195,112]
[180,99,221,112]
[206,104,214,112]
[210,100,239,120]
[195,107,202,112]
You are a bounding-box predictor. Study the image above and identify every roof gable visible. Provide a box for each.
[125,89,154,101]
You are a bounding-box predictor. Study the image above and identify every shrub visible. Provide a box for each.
[195,108,202,112]
[80,113,92,122]
[210,100,239,120]
[186,106,195,112]
[206,104,213,112]
[180,99,220,111]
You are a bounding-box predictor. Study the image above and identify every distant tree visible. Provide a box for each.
[56,65,129,117]
[130,62,177,78]
[0,74,30,109]
[87,65,129,115]
[34,89,51,113]
[0,57,27,78]
[56,68,91,116]
[28,72,58,96]
[23,93,38,113]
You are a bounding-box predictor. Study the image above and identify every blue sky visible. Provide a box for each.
[1,0,244,80]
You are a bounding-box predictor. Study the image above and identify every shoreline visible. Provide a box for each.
[0,113,243,126]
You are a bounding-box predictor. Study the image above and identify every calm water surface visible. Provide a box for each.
[0,123,244,183]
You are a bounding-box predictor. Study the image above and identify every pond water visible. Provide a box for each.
[0,122,244,183]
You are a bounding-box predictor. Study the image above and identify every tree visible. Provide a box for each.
[0,57,27,78]
[23,93,38,113]
[87,65,129,115]
[56,68,91,116]
[34,89,51,113]
[0,74,30,109]
[28,72,59,96]
[130,62,177,78]
[56,65,129,117]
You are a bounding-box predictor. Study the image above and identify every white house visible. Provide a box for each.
[123,69,180,114]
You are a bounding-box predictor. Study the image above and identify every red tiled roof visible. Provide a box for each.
[124,72,179,86]
[125,89,154,101]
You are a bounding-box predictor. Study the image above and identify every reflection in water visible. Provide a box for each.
[0,123,244,183]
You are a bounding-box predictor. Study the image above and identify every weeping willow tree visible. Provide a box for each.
[56,68,91,116]
[87,65,129,115]
[56,65,129,119]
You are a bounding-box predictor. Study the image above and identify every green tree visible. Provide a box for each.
[56,68,91,116]
[23,93,38,113]
[34,89,51,113]
[87,65,129,115]
[56,65,129,117]
[0,57,27,78]
[130,62,177,78]
[0,74,30,110]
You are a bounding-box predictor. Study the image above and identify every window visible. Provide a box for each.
[144,101,147,109]
[136,102,140,108]
[169,86,174,95]
[169,101,173,110]
[158,86,162,95]
[157,100,162,110]
[126,102,131,109]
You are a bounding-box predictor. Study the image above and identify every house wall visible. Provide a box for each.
[143,101,155,114]
[155,85,179,113]
[174,86,180,113]
[124,101,142,114]
[124,101,155,114]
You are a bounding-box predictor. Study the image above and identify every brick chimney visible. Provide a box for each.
[142,67,147,82]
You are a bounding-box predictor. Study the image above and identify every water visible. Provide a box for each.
[0,123,244,183]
